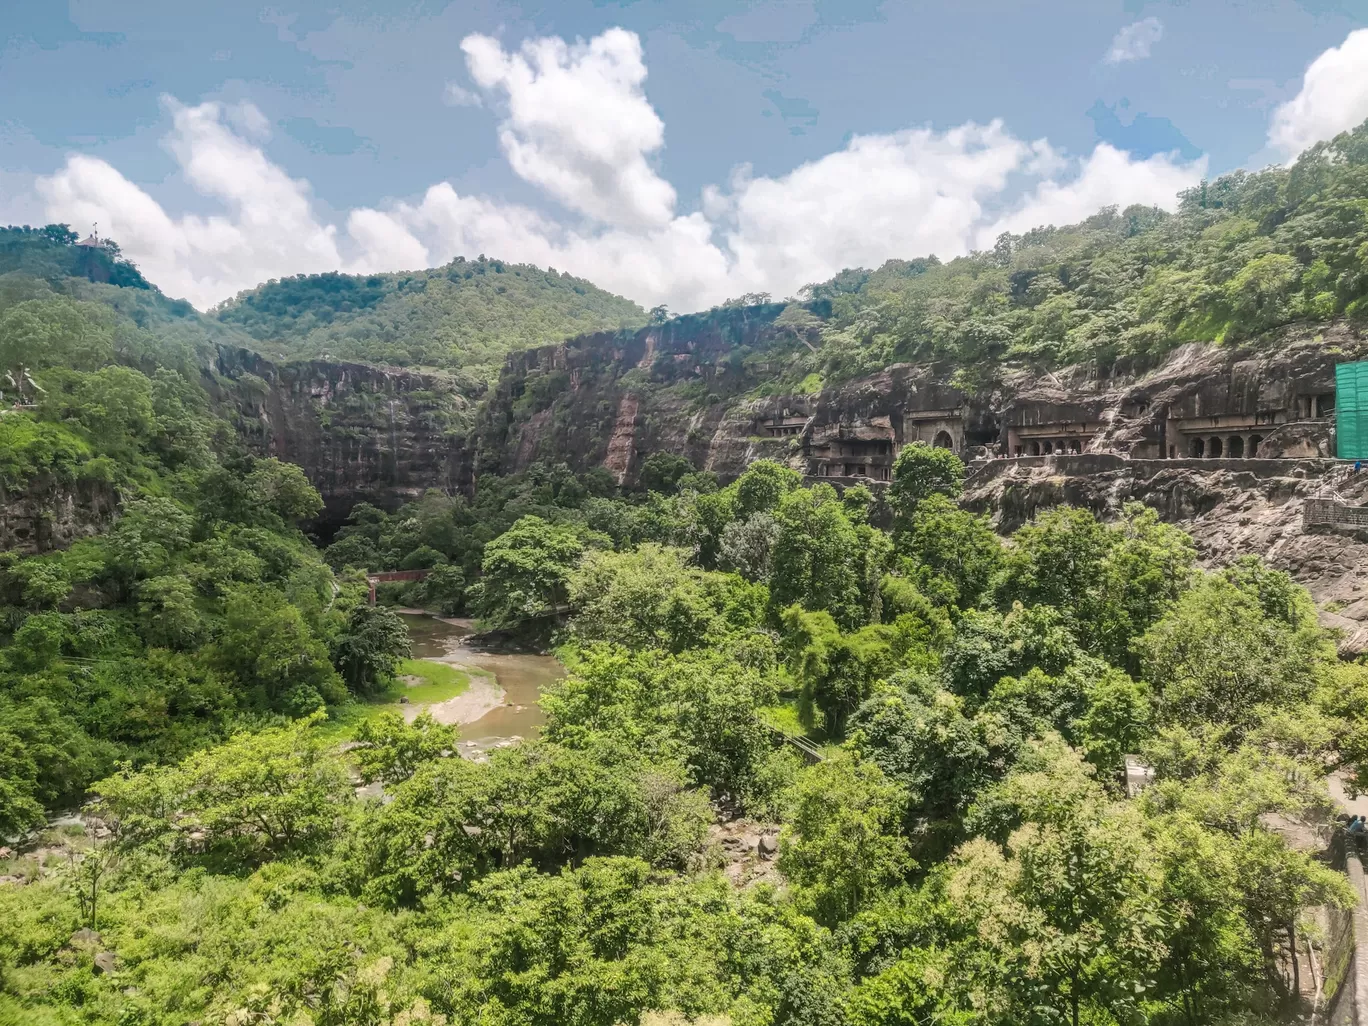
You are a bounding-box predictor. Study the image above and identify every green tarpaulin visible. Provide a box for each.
[1338,361,1368,460]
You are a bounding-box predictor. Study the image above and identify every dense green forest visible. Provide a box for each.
[4,418,1368,1023]
[214,259,647,381]
[4,122,1368,1024]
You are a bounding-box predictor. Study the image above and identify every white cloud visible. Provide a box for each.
[982,143,1208,244]
[36,97,345,308]
[460,28,677,230]
[1105,18,1163,64]
[1268,28,1368,161]
[718,122,1033,296]
[442,82,482,108]
[29,29,1210,314]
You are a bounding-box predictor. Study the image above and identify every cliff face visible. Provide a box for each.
[477,318,1365,486]
[205,347,475,525]
[472,303,817,483]
[962,453,1368,655]
[0,475,119,555]
[471,315,1368,647]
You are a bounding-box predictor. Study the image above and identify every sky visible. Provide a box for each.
[3,0,1368,314]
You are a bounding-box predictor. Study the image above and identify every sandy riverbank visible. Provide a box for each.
[413,673,505,725]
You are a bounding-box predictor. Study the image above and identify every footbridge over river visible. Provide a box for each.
[366,569,429,604]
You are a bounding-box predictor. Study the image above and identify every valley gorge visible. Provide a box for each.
[180,307,1368,653]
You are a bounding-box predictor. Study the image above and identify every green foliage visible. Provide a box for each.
[470,514,601,628]
[786,120,1368,384]
[888,442,964,520]
[779,757,911,926]
[329,603,412,697]
[215,259,646,380]
[95,715,350,869]
[4,217,1368,1026]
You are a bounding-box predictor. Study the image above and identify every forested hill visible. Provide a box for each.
[763,117,1368,393]
[213,258,648,380]
[0,225,263,370]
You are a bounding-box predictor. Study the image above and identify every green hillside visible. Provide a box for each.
[760,117,1368,393]
[213,257,648,379]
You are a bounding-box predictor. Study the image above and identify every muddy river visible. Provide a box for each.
[400,613,563,749]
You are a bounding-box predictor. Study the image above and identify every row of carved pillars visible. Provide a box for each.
[1185,433,1263,459]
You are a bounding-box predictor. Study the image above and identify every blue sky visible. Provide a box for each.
[3,1,1367,311]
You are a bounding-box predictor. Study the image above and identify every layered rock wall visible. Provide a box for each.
[0,475,119,554]
[205,346,474,524]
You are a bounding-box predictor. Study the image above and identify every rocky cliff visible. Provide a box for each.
[471,314,1368,647]
[962,453,1368,655]
[472,302,827,483]
[0,475,119,555]
[205,346,475,526]
[476,317,1365,483]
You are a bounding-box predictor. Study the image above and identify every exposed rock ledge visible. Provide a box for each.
[964,453,1368,656]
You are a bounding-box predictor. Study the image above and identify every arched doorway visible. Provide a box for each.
[1190,437,1204,458]
[1208,436,1223,458]
[1249,434,1262,457]
[1043,440,1054,455]
[932,430,954,449]
[1068,439,1082,453]
[1227,436,1244,458]
[1029,441,1041,456]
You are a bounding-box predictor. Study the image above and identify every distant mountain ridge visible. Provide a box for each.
[212,257,647,382]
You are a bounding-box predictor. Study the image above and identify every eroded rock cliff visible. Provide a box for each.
[0,475,119,555]
[206,346,475,525]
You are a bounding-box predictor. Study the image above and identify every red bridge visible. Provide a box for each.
[366,569,429,604]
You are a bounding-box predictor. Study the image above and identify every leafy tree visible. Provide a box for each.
[953,741,1167,1026]
[994,505,1114,615]
[779,757,911,926]
[211,587,346,712]
[353,711,458,785]
[1133,566,1329,732]
[247,457,324,523]
[770,483,874,631]
[134,574,203,649]
[718,512,780,581]
[894,493,1002,608]
[732,459,802,520]
[471,515,597,627]
[330,603,412,697]
[638,451,695,494]
[0,296,112,399]
[888,443,963,524]
[95,715,351,868]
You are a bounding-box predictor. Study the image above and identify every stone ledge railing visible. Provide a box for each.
[1320,834,1368,1025]
[1305,499,1368,531]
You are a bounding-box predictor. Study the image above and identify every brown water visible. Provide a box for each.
[401,613,563,743]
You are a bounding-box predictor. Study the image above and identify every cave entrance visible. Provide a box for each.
[932,430,954,449]
[1209,436,1223,458]
[1228,436,1244,459]
[1250,434,1262,457]
[1190,438,1204,458]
